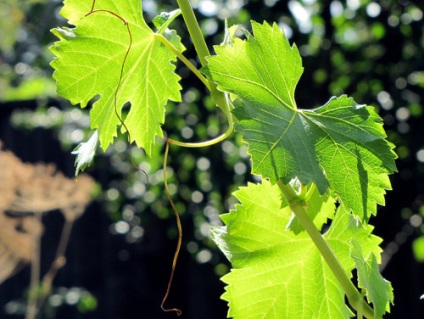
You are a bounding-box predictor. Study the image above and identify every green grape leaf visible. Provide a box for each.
[351,240,394,318]
[50,0,182,154]
[71,130,99,177]
[212,180,384,319]
[203,21,397,221]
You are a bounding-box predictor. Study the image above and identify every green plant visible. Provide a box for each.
[50,0,397,318]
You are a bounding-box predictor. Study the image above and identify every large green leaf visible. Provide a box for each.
[50,0,182,154]
[212,181,385,319]
[203,21,397,221]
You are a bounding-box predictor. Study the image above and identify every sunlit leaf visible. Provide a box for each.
[203,21,397,221]
[51,0,182,154]
[212,181,384,319]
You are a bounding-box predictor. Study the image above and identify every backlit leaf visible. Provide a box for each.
[51,0,182,154]
[212,180,384,319]
[203,21,397,221]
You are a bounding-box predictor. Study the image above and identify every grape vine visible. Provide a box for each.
[51,0,397,318]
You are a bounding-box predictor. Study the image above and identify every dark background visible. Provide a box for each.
[1,0,424,318]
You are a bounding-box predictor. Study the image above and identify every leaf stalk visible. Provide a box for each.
[277,180,375,319]
[153,34,211,90]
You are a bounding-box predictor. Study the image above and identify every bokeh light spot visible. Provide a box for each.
[416,149,424,162]
[366,2,381,18]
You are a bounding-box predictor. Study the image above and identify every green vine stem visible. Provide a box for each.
[176,0,210,67]
[154,31,234,148]
[277,180,375,319]
[176,0,229,118]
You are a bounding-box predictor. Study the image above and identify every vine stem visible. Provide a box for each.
[176,0,209,67]
[176,0,229,117]
[155,25,235,148]
[277,180,375,319]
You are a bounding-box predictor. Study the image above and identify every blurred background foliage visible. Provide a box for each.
[1,0,424,318]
